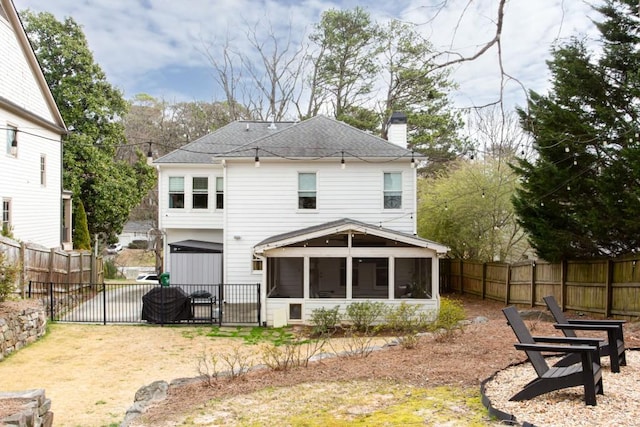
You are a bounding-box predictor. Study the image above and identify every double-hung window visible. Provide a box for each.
[298,172,317,209]
[40,155,46,186]
[192,177,208,209]
[383,172,402,209]
[2,199,10,232]
[6,125,17,157]
[216,177,224,209]
[168,177,185,208]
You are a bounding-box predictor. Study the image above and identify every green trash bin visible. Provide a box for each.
[159,272,170,287]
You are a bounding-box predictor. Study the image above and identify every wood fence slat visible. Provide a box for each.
[443,256,640,318]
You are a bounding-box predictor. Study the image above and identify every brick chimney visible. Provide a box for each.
[387,111,407,147]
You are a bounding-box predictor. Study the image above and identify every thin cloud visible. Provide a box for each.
[14,0,599,109]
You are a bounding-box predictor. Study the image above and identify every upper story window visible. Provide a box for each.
[168,177,185,208]
[192,177,208,209]
[216,177,224,209]
[298,172,316,209]
[6,125,17,157]
[383,172,402,209]
[40,155,46,186]
[2,199,10,233]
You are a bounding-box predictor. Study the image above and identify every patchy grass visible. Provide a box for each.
[182,325,296,346]
[181,381,495,426]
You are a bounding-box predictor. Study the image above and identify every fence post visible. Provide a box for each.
[530,261,536,307]
[18,242,26,298]
[257,283,261,326]
[560,259,567,311]
[605,259,613,318]
[102,282,107,325]
[481,263,487,300]
[48,248,55,283]
[48,282,55,320]
[504,263,511,305]
[459,259,464,294]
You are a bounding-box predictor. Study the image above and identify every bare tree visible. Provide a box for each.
[201,34,246,121]
[239,19,307,121]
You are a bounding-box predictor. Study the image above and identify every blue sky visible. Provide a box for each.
[13,0,598,114]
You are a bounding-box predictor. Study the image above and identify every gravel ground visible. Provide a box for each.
[484,351,640,426]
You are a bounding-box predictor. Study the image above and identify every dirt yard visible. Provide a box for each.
[1,295,638,426]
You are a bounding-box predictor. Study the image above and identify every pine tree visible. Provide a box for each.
[73,199,91,251]
[512,0,640,261]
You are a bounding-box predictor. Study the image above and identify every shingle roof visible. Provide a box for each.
[154,115,415,164]
[254,218,449,253]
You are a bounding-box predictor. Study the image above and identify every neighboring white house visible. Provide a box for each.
[0,0,71,249]
[154,114,449,325]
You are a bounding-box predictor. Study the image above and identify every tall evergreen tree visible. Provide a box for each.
[21,11,155,243]
[512,0,640,261]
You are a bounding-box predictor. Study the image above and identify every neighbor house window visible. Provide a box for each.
[40,155,46,186]
[6,125,17,157]
[192,177,208,209]
[383,172,402,209]
[168,177,185,208]
[298,172,316,209]
[2,199,10,232]
[216,177,224,209]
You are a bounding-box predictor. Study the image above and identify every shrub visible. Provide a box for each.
[0,251,19,302]
[309,306,341,336]
[431,297,466,342]
[344,301,387,334]
[103,259,119,279]
[433,297,466,331]
[384,302,429,349]
[385,302,424,332]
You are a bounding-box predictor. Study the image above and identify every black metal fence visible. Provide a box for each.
[27,281,260,326]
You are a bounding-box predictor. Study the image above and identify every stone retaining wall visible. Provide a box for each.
[0,302,50,426]
[0,301,47,360]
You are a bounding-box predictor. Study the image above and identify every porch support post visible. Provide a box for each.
[432,255,440,300]
[258,254,267,325]
[346,256,353,299]
[388,256,395,299]
[303,256,310,299]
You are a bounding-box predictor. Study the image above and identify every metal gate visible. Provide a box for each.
[27,281,261,326]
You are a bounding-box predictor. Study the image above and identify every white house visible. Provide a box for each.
[0,0,71,249]
[154,114,449,325]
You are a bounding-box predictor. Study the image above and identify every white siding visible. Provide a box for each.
[0,4,63,248]
[0,102,62,249]
[0,10,55,121]
[224,160,416,284]
[157,165,224,230]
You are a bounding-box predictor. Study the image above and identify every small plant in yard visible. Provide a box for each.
[384,302,429,349]
[331,327,379,358]
[309,306,341,336]
[103,259,121,280]
[0,251,19,302]
[260,336,325,371]
[344,301,387,334]
[197,349,222,386]
[218,344,253,379]
[430,297,466,342]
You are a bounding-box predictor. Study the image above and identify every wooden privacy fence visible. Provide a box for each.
[441,257,640,319]
[0,235,103,296]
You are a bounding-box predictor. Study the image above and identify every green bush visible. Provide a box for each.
[433,297,466,333]
[309,306,341,336]
[385,302,425,332]
[344,301,387,334]
[103,259,120,279]
[0,251,19,302]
